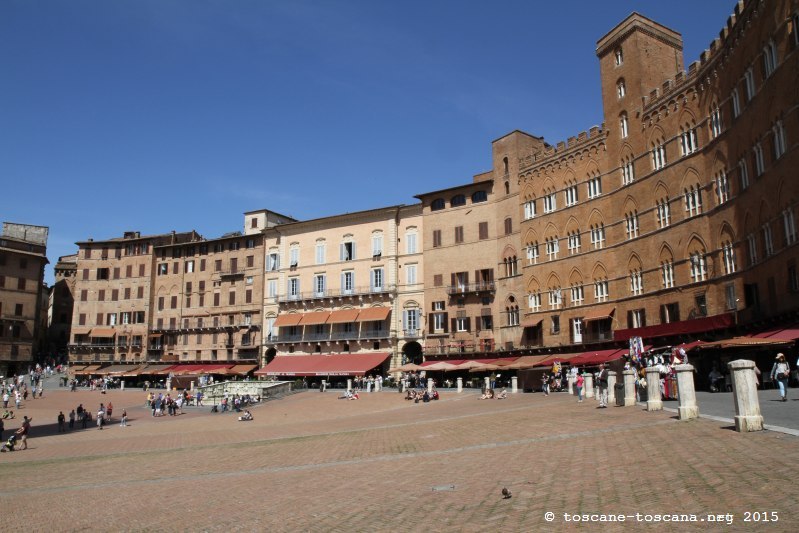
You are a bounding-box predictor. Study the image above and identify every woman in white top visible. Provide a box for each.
[770,353,791,402]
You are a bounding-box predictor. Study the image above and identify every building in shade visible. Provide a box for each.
[48,254,77,360]
[0,222,49,375]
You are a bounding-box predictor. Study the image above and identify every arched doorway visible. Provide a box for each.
[402,341,423,365]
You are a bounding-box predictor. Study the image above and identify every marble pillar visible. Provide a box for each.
[728,359,764,432]
[675,364,699,420]
[623,369,636,406]
[645,367,662,411]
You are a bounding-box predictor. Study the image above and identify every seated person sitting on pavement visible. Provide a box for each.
[0,434,16,452]
[497,388,508,399]
[2,410,14,419]
[349,391,360,400]
[339,390,353,399]
[480,389,495,400]
[405,389,415,401]
[432,389,439,400]
[238,410,253,421]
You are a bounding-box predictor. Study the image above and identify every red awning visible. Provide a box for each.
[299,312,331,326]
[355,307,391,322]
[532,353,581,367]
[583,306,615,322]
[328,309,360,324]
[569,348,626,366]
[90,327,116,337]
[273,314,304,327]
[614,313,734,341]
[255,352,391,376]
[521,318,543,328]
[166,364,233,375]
[752,326,799,341]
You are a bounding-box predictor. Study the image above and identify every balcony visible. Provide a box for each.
[218,269,245,280]
[277,285,395,304]
[361,328,389,339]
[446,282,495,296]
[68,342,115,353]
[403,329,421,339]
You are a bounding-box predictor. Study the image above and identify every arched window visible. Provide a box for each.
[471,190,487,203]
[451,194,466,207]
[617,78,626,99]
[614,47,623,66]
[431,198,445,211]
[619,112,629,138]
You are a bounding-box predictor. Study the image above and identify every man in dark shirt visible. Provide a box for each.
[17,416,31,449]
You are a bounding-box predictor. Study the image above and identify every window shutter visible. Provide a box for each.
[402,311,408,331]
[443,313,449,333]
[340,244,345,261]
[351,242,357,260]
[627,310,633,328]
[450,318,457,332]
[465,318,471,332]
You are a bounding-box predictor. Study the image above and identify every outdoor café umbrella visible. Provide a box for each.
[389,363,422,373]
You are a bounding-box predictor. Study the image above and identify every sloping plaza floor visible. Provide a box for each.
[0,386,797,532]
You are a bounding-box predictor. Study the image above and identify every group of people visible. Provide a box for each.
[479,388,507,400]
[404,387,439,403]
[350,375,384,392]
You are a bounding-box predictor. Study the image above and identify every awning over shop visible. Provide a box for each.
[752,326,799,341]
[148,333,163,338]
[521,318,543,328]
[613,313,734,341]
[224,364,258,376]
[569,348,626,366]
[75,364,102,375]
[90,328,116,338]
[694,336,794,349]
[255,352,391,376]
[67,365,87,374]
[273,314,304,327]
[137,364,176,375]
[533,353,580,367]
[165,364,233,375]
[95,364,140,375]
[299,312,331,326]
[328,309,361,324]
[120,366,145,377]
[71,328,92,336]
[504,355,552,369]
[583,306,615,322]
[355,307,391,322]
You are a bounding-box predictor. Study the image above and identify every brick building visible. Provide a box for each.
[0,222,49,375]
[47,253,77,359]
[512,1,799,352]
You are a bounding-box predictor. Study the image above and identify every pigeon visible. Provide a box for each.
[502,487,512,499]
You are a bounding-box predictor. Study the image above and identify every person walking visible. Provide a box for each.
[120,409,128,427]
[68,409,75,429]
[16,416,31,450]
[770,353,791,402]
[576,373,585,403]
[57,411,66,433]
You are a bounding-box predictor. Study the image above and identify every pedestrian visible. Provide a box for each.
[15,390,21,410]
[576,373,585,403]
[16,416,31,450]
[2,391,8,409]
[770,353,791,402]
[68,409,75,429]
[0,417,4,442]
[97,407,104,430]
[120,409,127,427]
[596,363,609,408]
[57,411,66,432]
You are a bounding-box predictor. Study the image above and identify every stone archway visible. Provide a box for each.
[402,341,423,365]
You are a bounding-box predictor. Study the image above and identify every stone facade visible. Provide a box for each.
[0,223,49,375]
[262,205,423,370]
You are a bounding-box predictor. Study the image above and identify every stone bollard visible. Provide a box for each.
[728,359,764,432]
[427,379,434,393]
[567,375,575,395]
[584,374,595,398]
[121,380,125,391]
[511,376,518,393]
[623,369,636,406]
[321,380,326,392]
[347,379,352,392]
[675,364,698,420]
[484,377,491,391]
[645,367,662,411]
[607,372,617,405]
[456,377,463,393]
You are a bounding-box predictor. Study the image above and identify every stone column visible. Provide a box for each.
[456,377,463,393]
[567,375,575,395]
[623,370,636,406]
[675,364,698,420]
[120,379,125,391]
[645,367,662,411]
[728,359,764,432]
[484,377,491,391]
[607,372,617,405]
[347,379,352,392]
[511,376,518,393]
[427,378,434,393]
[584,374,594,398]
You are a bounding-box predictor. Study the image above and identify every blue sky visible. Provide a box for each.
[0,1,734,284]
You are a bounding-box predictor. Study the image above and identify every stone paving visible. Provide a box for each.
[0,385,797,532]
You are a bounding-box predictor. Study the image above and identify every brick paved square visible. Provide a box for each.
[0,387,796,532]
